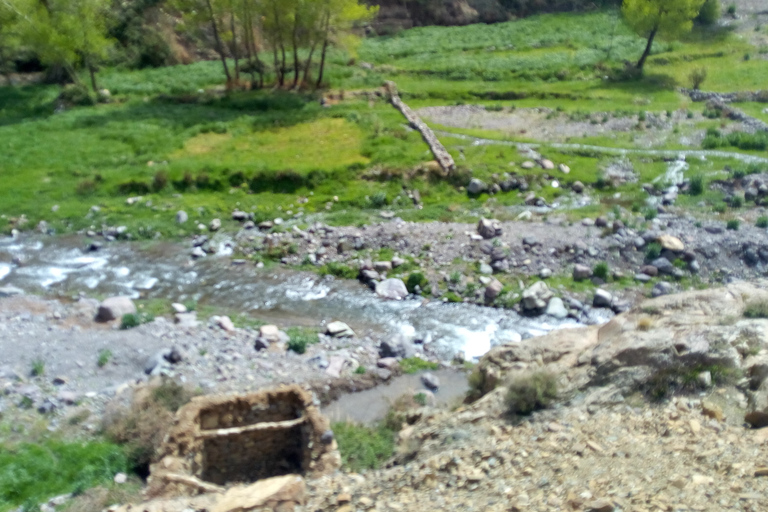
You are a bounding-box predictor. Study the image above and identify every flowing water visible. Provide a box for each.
[0,234,592,361]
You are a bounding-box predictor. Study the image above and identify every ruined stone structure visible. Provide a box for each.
[146,385,340,500]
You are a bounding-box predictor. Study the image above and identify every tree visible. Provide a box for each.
[13,0,113,90]
[173,0,232,83]
[623,0,705,72]
[0,0,20,82]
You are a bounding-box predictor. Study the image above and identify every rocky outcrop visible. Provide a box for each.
[476,281,768,424]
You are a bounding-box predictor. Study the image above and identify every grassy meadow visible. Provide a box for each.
[0,9,767,237]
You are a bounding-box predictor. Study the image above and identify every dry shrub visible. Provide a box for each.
[103,379,197,475]
[505,370,558,416]
[637,316,654,331]
[64,482,143,512]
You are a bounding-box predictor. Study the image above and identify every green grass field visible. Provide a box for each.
[0,9,765,236]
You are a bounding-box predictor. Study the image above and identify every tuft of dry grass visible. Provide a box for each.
[637,316,654,331]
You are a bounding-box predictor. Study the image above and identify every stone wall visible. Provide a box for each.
[146,385,340,499]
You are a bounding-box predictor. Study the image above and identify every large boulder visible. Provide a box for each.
[477,218,502,239]
[325,321,355,338]
[376,278,409,300]
[573,264,592,281]
[657,234,684,252]
[521,281,553,312]
[467,178,487,195]
[95,296,136,322]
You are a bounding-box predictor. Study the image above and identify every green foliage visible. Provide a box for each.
[354,366,366,375]
[0,440,127,511]
[399,357,439,374]
[703,130,768,151]
[645,364,740,400]
[119,312,154,330]
[696,0,721,25]
[412,392,427,406]
[644,208,658,220]
[286,327,319,355]
[30,359,45,377]
[688,67,708,90]
[744,299,768,319]
[593,261,610,280]
[97,349,112,368]
[730,195,743,208]
[369,191,388,208]
[332,421,395,472]
[58,83,95,106]
[318,262,358,280]
[150,379,196,412]
[726,219,740,230]
[406,272,429,294]
[505,371,558,415]
[688,174,705,195]
[645,242,662,261]
[756,216,768,228]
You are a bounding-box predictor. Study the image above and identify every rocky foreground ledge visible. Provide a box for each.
[104,281,768,512]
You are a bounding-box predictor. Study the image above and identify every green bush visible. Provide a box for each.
[286,327,319,355]
[756,216,768,228]
[645,242,662,261]
[406,272,429,294]
[0,441,127,511]
[369,192,388,208]
[643,208,657,220]
[744,299,768,319]
[318,262,357,280]
[97,349,113,368]
[697,0,721,25]
[688,175,705,195]
[399,357,439,374]
[505,371,558,415]
[727,219,740,230]
[30,359,45,377]
[688,67,708,90]
[413,392,427,406]
[120,313,153,330]
[332,422,396,472]
[58,83,95,106]
[593,262,609,280]
[731,195,743,208]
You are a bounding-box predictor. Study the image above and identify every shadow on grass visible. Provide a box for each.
[0,84,59,126]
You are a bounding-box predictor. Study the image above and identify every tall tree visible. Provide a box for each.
[174,0,232,82]
[623,0,705,72]
[0,0,20,83]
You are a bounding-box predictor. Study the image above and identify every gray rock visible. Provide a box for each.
[640,265,658,277]
[421,372,440,391]
[95,296,136,322]
[191,247,206,259]
[698,370,712,388]
[326,321,355,338]
[545,297,568,319]
[485,279,503,301]
[379,337,416,359]
[573,264,592,281]
[232,210,248,222]
[477,218,502,239]
[174,312,199,328]
[376,278,409,300]
[634,273,652,283]
[572,181,585,193]
[522,281,553,312]
[593,289,613,308]
[320,430,335,444]
[467,178,488,195]
[209,218,221,232]
[651,257,675,275]
[176,211,188,224]
[652,281,674,298]
[539,268,552,279]
[0,286,23,298]
[479,262,494,275]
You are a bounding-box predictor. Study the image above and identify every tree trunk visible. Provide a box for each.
[291,8,301,88]
[302,42,318,87]
[206,0,232,83]
[316,38,329,89]
[229,3,240,82]
[636,25,658,72]
[88,63,98,92]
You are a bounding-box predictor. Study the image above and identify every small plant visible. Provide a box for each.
[757,217,768,228]
[638,111,646,122]
[727,219,740,231]
[369,191,388,208]
[731,195,743,208]
[713,203,727,213]
[406,272,429,294]
[355,366,366,374]
[332,421,396,472]
[97,349,113,368]
[688,175,705,196]
[449,271,462,284]
[318,262,357,280]
[637,317,654,331]
[688,67,708,90]
[152,171,168,192]
[286,327,319,355]
[120,312,154,330]
[643,208,657,220]
[30,359,45,377]
[727,3,736,16]
[645,242,662,261]
[413,392,427,406]
[505,371,558,415]
[744,299,768,319]
[593,262,609,280]
[399,357,439,374]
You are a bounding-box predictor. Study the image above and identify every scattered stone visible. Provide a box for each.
[657,234,685,252]
[95,296,136,322]
[573,264,592,281]
[209,218,221,232]
[376,278,408,300]
[114,473,128,484]
[176,211,188,224]
[521,161,535,169]
[421,372,440,391]
[484,279,503,301]
[0,286,23,298]
[545,297,568,319]
[572,181,584,193]
[232,210,248,222]
[522,281,553,312]
[540,159,555,170]
[477,218,502,239]
[558,163,570,174]
[652,281,674,298]
[592,289,613,308]
[216,316,235,332]
[467,178,488,195]
[171,303,187,314]
[326,321,355,338]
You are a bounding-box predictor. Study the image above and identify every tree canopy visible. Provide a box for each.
[622,0,706,71]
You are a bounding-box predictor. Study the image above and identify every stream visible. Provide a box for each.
[0,234,588,362]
